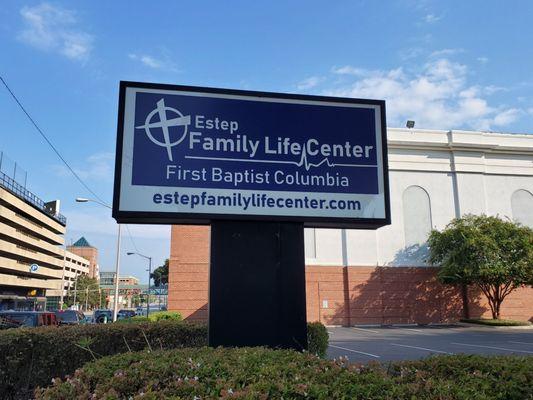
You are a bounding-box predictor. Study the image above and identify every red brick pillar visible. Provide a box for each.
[168,225,210,321]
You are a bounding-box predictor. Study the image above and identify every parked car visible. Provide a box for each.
[93,309,113,323]
[0,311,58,328]
[117,309,136,319]
[55,310,87,325]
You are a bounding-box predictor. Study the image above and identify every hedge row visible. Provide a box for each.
[36,348,533,400]
[0,321,207,399]
[0,321,328,399]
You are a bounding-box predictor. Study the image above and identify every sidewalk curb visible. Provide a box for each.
[456,322,533,330]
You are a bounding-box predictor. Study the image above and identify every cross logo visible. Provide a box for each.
[136,98,191,161]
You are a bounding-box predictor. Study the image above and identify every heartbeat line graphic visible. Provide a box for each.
[185,147,377,171]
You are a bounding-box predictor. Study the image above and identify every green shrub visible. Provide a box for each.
[36,349,533,400]
[460,318,532,326]
[148,311,182,322]
[0,321,207,399]
[307,321,329,357]
[0,320,327,399]
[115,315,150,324]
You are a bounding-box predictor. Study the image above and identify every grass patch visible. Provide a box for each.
[36,348,533,400]
[460,318,532,326]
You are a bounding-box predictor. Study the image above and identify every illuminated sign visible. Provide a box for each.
[113,81,390,228]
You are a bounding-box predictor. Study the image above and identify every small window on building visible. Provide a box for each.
[402,185,432,248]
[511,189,533,228]
[304,228,316,258]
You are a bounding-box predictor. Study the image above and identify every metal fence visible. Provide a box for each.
[0,170,66,225]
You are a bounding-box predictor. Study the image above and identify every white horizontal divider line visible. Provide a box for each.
[451,342,533,354]
[390,343,453,354]
[352,327,380,334]
[329,344,380,358]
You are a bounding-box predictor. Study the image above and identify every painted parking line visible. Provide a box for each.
[390,327,430,334]
[329,344,381,358]
[451,342,533,354]
[509,341,533,346]
[352,327,379,334]
[390,343,453,355]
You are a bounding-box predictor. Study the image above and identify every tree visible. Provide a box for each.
[151,259,169,287]
[66,275,102,310]
[428,214,532,319]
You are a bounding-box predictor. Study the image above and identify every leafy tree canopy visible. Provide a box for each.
[66,275,102,310]
[151,259,169,287]
[428,214,533,319]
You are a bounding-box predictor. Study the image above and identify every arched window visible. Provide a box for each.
[511,189,533,228]
[402,186,432,248]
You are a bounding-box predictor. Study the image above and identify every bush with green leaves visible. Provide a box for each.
[36,348,533,400]
[307,321,329,357]
[148,310,182,322]
[0,321,207,399]
[0,320,328,398]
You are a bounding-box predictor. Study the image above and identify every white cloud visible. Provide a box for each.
[477,56,489,64]
[323,58,523,130]
[429,48,464,58]
[423,13,441,23]
[53,152,114,181]
[398,47,424,61]
[18,3,93,62]
[483,85,506,95]
[492,108,521,126]
[296,76,322,90]
[331,66,369,76]
[129,53,177,71]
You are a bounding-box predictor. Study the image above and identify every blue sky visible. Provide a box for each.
[1,1,532,281]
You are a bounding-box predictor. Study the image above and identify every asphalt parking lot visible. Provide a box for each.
[327,324,533,362]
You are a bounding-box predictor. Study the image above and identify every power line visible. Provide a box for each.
[0,75,107,205]
[125,224,140,253]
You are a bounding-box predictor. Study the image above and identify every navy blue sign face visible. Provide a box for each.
[114,82,390,228]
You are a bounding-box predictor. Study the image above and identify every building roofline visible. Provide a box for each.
[387,127,533,139]
[0,170,67,226]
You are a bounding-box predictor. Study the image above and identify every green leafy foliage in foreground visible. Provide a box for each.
[0,320,327,399]
[461,318,532,326]
[36,348,533,400]
[0,321,207,399]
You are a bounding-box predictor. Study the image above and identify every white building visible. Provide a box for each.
[169,128,533,324]
[305,128,533,267]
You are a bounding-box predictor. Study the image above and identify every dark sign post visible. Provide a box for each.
[113,81,389,349]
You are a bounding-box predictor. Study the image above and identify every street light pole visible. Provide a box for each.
[147,256,152,317]
[113,224,122,321]
[127,252,152,317]
[75,197,122,322]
